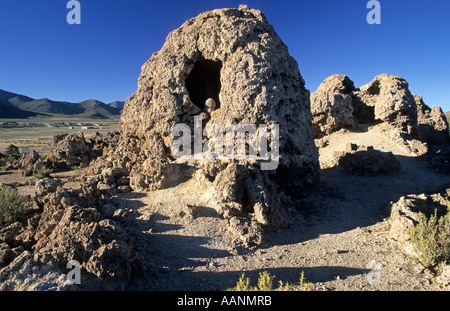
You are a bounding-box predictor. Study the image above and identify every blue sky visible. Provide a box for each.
[0,0,449,112]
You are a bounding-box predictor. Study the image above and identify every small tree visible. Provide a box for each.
[0,187,30,226]
[407,206,450,273]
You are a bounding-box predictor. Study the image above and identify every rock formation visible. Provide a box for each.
[416,95,450,145]
[311,73,450,145]
[310,74,357,138]
[389,188,450,282]
[46,132,120,169]
[331,143,401,175]
[16,150,45,177]
[355,73,418,137]
[0,176,143,290]
[113,5,320,242]
[389,191,448,246]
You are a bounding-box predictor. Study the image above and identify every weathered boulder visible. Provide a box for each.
[415,95,450,145]
[0,251,74,291]
[310,74,357,137]
[46,133,91,168]
[389,189,449,258]
[35,178,62,198]
[438,264,450,287]
[354,73,418,137]
[17,150,42,177]
[114,5,320,240]
[332,143,401,175]
[200,161,290,245]
[312,73,449,152]
[118,5,318,190]
[46,132,120,169]
[0,176,144,290]
[4,144,20,157]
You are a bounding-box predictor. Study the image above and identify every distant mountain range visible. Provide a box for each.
[108,101,125,109]
[0,89,123,119]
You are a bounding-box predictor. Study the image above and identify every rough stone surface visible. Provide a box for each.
[0,251,74,291]
[355,73,418,136]
[115,5,320,236]
[0,174,143,290]
[329,143,401,175]
[16,150,43,177]
[389,189,449,256]
[310,74,357,138]
[46,132,120,169]
[415,95,450,145]
[438,264,450,286]
[46,133,91,168]
[312,73,449,149]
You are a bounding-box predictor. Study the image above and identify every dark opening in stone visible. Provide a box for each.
[353,96,377,125]
[366,81,381,96]
[186,58,222,111]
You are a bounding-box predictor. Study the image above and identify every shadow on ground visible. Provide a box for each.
[122,149,449,290]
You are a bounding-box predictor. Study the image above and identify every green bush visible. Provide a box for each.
[227,272,253,291]
[227,271,311,291]
[0,187,30,226]
[0,155,16,170]
[33,165,53,179]
[278,271,311,291]
[407,204,450,273]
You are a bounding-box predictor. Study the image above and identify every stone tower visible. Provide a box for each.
[116,5,320,243]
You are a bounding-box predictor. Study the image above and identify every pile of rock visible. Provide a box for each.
[0,177,143,290]
[354,74,419,137]
[416,95,450,145]
[17,150,45,177]
[83,156,131,195]
[46,131,120,169]
[195,160,292,245]
[311,73,449,146]
[1,149,43,175]
[310,74,357,137]
[330,143,401,175]
[389,188,450,286]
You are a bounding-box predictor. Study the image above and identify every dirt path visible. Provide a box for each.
[2,125,447,291]
[114,126,449,291]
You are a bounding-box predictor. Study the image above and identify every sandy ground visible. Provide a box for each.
[117,124,449,291]
[0,124,118,155]
[1,123,449,291]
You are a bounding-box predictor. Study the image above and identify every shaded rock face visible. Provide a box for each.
[116,5,320,236]
[46,133,90,168]
[415,95,450,145]
[334,143,401,175]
